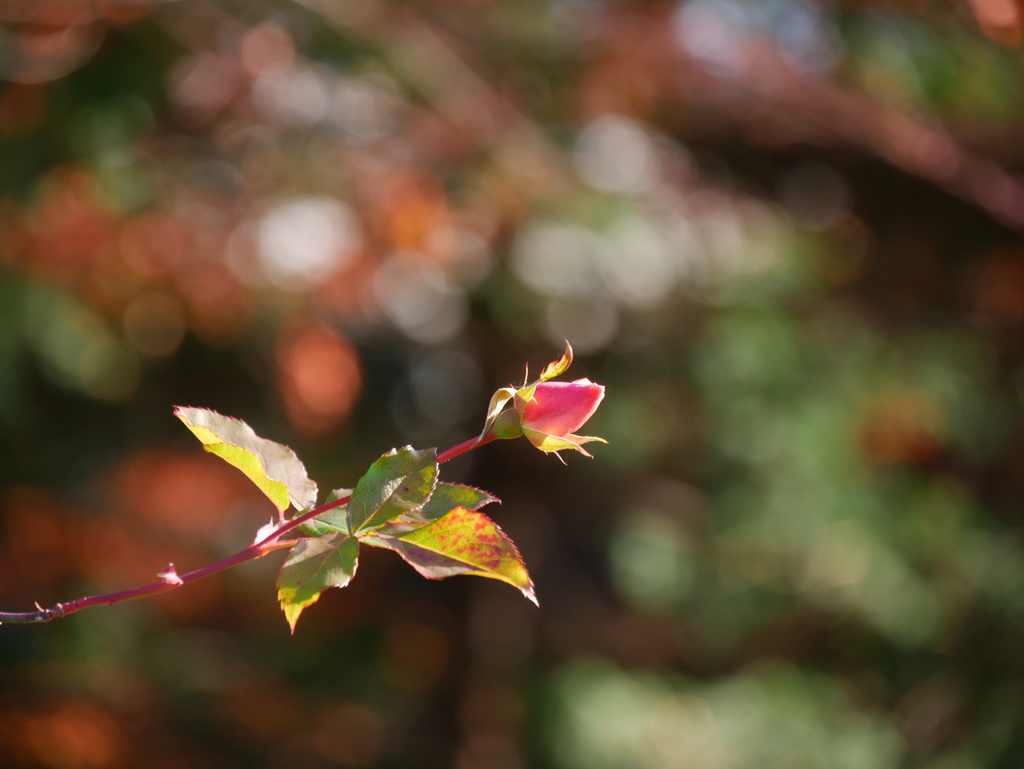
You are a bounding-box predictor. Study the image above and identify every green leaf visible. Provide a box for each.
[402,483,498,524]
[276,532,358,632]
[349,447,438,532]
[298,488,353,537]
[175,406,318,514]
[538,340,573,382]
[374,507,536,604]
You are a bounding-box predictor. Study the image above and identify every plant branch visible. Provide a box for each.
[437,432,494,464]
[260,492,351,546]
[0,539,297,624]
[1,430,496,625]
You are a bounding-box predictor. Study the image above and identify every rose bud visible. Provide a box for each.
[477,342,607,460]
[513,378,606,457]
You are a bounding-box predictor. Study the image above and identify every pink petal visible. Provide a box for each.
[517,379,605,437]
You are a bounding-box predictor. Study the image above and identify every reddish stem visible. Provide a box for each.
[0,539,297,624]
[0,430,495,624]
[437,432,494,464]
[263,492,351,546]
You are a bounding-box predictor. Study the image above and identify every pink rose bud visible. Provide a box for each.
[476,343,608,460]
[514,378,607,457]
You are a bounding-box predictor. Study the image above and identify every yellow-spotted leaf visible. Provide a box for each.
[373,507,536,604]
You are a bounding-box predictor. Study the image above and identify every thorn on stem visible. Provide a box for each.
[157,564,184,586]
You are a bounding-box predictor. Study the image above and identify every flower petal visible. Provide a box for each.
[516,379,605,437]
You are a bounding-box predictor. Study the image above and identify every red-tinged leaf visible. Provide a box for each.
[374,507,536,604]
[401,483,498,524]
[349,447,438,533]
[175,406,318,514]
[537,340,574,382]
[276,532,358,632]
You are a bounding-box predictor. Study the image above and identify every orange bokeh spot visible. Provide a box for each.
[1,700,126,769]
[117,212,185,279]
[29,168,115,280]
[964,0,1022,45]
[75,449,266,599]
[109,449,266,539]
[278,325,362,438]
[381,174,452,257]
[75,517,179,589]
[239,23,296,78]
[98,2,153,26]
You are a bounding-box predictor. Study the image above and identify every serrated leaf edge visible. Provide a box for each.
[174,405,318,513]
[378,508,537,605]
[276,533,359,632]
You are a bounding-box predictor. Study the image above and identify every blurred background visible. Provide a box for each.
[3,0,1024,766]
